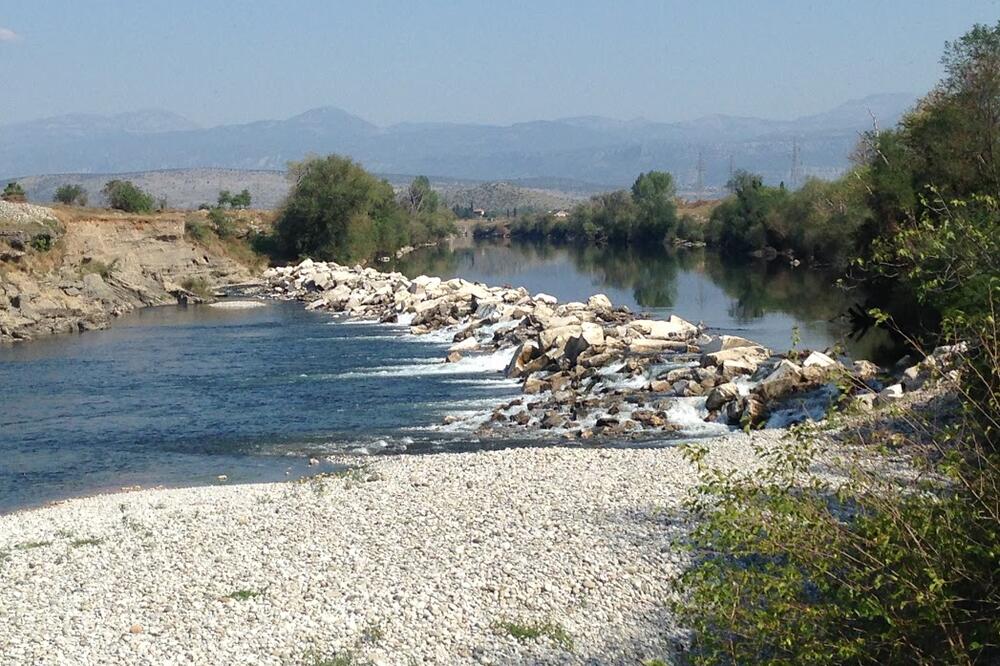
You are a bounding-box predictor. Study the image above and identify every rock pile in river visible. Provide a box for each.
[263,259,893,436]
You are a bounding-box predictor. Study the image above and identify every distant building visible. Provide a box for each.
[553,210,569,219]
[472,208,487,218]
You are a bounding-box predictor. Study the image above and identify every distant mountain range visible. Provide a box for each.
[1,93,917,190]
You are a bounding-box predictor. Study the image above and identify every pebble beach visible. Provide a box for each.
[0,437,773,665]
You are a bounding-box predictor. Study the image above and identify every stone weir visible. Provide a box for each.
[264,259,894,439]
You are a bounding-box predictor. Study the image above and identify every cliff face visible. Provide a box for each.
[0,202,258,342]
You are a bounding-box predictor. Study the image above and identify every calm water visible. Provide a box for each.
[0,241,890,513]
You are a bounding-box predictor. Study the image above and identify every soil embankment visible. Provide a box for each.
[0,201,260,342]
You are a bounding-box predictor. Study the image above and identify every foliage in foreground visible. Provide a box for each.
[676,25,1000,660]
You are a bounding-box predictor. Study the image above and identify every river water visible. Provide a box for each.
[0,240,890,512]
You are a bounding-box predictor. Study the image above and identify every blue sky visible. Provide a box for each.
[1,1,998,127]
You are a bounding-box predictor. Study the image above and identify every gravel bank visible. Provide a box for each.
[0,437,772,665]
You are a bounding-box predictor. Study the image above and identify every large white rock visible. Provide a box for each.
[803,351,838,368]
[534,292,558,305]
[629,315,698,340]
[449,337,480,353]
[587,294,613,310]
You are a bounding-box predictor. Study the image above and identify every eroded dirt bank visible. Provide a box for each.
[0,201,258,342]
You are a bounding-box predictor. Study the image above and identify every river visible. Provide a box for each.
[0,240,891,512]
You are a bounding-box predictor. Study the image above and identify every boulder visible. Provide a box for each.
[504,340,540,377]
[755,359,804,402]
[629,315,698,340]
[852,359,881,381]
[803,351,838,368]
[587,293,613,311]
[629,338,687,354]
[562,323,605,364]
[705,382,740,411]
[446,351,463,363]
[449,337,479,353]
[876,383,904,405]
[539,324,582,351]
[534,292,558,305]
[702,343,771,372]
[523,376,550,394]
[901,363,930,391]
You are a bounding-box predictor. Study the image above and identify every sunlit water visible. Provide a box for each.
[0,241,891,512]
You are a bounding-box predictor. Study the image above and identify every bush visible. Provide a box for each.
[53,184,88,206]
[180,276,212,298]
[207,207,235,239]
[102,180,154,213]
[184,217,213,242]
[2,181,26,202]
[676,317,999,665]
[30,234,53,252]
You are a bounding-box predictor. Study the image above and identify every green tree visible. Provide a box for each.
[217,190,233,208]
[54,184,88,206]
[404,175,438,214]
[630,171,678,243]
[274,154,408,263]
[102,180,155,213]
[230,188,252,209]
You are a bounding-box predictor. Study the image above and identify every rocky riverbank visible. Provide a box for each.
[264,259,920,439]
[0,438,778,665]
[0,201,257,342]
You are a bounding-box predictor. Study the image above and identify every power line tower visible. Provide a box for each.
[695,149,706,198]
[790,138,803,188]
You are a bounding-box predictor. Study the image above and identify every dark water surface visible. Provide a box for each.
[1,241,889,513]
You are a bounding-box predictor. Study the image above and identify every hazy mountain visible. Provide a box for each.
[0,94,917,189]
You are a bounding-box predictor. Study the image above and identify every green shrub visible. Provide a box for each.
[30,234,53,252]
[2,181,26,202]
[184,217,213,242]
[53,184,88,206]
[102,180,155,213]
[180,276,212,298]
[207,207,235,239]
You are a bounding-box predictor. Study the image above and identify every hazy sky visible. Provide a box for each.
[2,1,998,127]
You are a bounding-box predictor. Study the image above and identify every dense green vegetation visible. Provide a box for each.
[675,22,1000,666]
[217,188,252,209]
[53,184,88,206]
[704,172,868,265]
[271,155,454,264]
[102,179,155,213]
[499,171,679,245]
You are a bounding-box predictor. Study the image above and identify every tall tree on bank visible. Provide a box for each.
[630,171,678,242]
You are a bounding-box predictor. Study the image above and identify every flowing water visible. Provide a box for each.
[0,240,891,513]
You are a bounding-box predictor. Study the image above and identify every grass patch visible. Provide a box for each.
[360,621,384,644]
[226,588,265,601]
[180,276,213,299]
[15,540,52,550]
[71,537,103,548]
[495,618,574,650]
[301,650,370,666]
